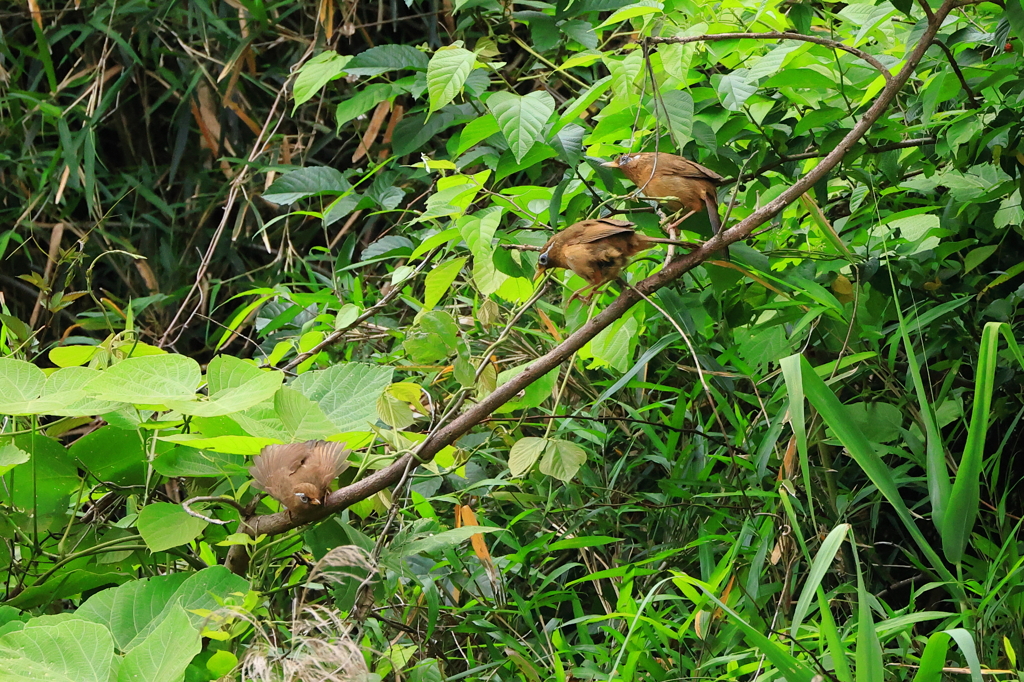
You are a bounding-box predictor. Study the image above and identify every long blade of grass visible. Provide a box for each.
[850,533,883,682]
[941,322,998,563]
[892,289,950,534]
[791,523,850,640]
[786,354,960,598]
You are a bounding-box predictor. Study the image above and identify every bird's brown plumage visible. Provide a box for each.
[535,218,695,301]
[602,152,725,234]
[249,440,350,516]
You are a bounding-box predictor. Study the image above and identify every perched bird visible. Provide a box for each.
[249,440,350,517]
[602,152,726,237]
[534,218,696,302]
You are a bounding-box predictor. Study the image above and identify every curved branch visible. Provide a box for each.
[224,0,967,575]
[181,496,248,525]
[745,137,937,180]
[647,32,894,84]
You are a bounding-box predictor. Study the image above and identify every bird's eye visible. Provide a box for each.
[620,155,631,165]
[295,492,310,504]
[538,253,548,266]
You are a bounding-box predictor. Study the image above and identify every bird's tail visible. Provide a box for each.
[703,192,730,260]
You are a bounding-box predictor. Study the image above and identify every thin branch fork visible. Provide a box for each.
[224,0,977,575]
[647,32,894,84]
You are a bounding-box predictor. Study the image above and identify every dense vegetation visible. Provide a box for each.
[2,0,1024,679]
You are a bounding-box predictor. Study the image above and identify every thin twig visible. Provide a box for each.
[648,31,894,84]
[182,495,249,525]
[932,39,980,108]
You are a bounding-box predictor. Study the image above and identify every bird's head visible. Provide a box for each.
[534,247,553,280]
[601,153,638,170]
[293,482,323,506]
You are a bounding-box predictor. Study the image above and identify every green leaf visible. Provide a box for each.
[717,69,757,110]
[377,392,414,429]
[539,439,587,482]
[942,323,1005,563]
[782,354,958,593]
[0,443,30,476]
[790,524,850,640]
[454,114,501,156]
[605,51,643,101]
[399,526,502,557]
[345,44,428,76]
[509,437,549,477]
[263,166,350,205]
[963,245,997,274]
[85,354,201,405]
[0,620,115,682]
[336,83,394,129]
[596,0,664,28]
[1,434,80,522]
[0,357,45,406]
[118,605,201,682]
[852,537,884,682]
[69,425,146,485]
[291,363,394,433]
[746,43,801,80]
[293,52,352,110]
[1007,0,1024,42]
[423,257,467,311]
[583,314,638,371]
[137,502,208,553]
[486,91,555,163]
[658,90,693,146]
[460,207,506,295]
[550,124,584,167]
[273,387,339,441]
[166,359,283,417]
[844,402,902,443]
[427,46,476,112]
[152,446,249,477]
[76,566,248,652]
[48,345,98,368]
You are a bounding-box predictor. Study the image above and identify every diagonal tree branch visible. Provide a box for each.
[224,0,976,575]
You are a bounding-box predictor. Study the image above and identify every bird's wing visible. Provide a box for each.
[249,442,310,500]
[658,155,725,184]
[574,220,637,244]
[296,440,351,488]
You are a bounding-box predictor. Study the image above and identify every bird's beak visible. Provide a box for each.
[534,268,545,281]
[311,498,322,505]
[601,160,619,168]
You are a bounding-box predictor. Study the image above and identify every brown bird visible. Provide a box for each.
[602,152,726,237]
[249,440,350,517]
[534,218,696,302]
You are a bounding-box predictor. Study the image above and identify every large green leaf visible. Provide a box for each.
[427,46,476,112]
[291,363,394,433]
[293,52,351,109]
[345,44,428,76]
[486,91,555,162]
[0,620,115,682]
[85,354,201,405]
[76,566,248,652]
[117,605,200,682]
[137,502,208,553]
[263,167,350,205]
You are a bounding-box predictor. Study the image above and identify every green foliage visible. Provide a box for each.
[2,0,1024,678]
